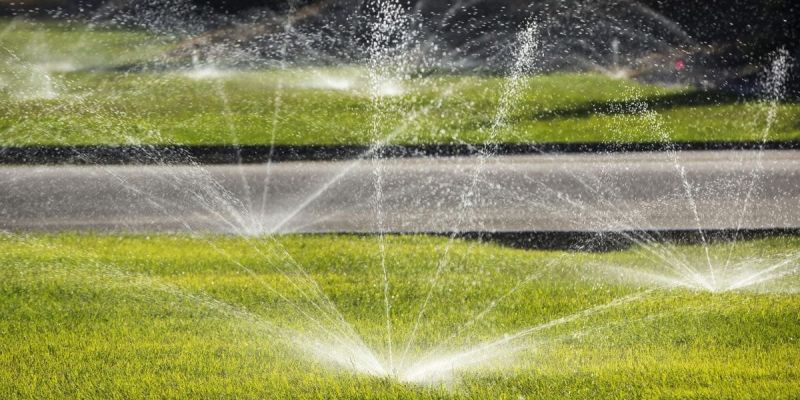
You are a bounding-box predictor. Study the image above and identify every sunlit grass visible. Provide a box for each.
[1,233,799,398]
[1,21,798,146]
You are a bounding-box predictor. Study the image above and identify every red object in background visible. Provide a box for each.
[675,58,686,72]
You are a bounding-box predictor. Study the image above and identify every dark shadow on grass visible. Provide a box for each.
[528,89,794,122]
[457,229,800,252]
[341,229,800,253]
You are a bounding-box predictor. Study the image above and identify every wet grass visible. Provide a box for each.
[1,233,799,399]
[1,20,799,146]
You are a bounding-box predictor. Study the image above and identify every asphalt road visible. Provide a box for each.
[1,150,799,234]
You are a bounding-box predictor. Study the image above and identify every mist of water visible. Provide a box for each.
[1,0,799,389]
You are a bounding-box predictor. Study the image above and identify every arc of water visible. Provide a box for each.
[212,79,262,225]
[43,247,386,375]
[399,22,541,367]
[99,165,249,233]
[267,78,462,234]
[400,73,731,365]
[259,0,299,221]
[727,251,800,291]
[98,167,370,352]
[30,25,378,356]
[721,49,791,273]
[674,163,716,286]
[572,85,796,291]
[408,252,585,367]
[498,93,706,272]
[636,103,718,289]
[401,289,654,383]
[598,91,725,284]
[520,178,705,286]
[365,0,415,371]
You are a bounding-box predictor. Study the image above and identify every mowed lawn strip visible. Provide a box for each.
[2,21,799,146]
[1,233,799,399]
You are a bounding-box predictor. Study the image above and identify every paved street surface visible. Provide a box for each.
[1,150,799,234]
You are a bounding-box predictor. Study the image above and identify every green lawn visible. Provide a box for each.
[2,233,799,399]
[0,19,174,68]
[1,20,799,146]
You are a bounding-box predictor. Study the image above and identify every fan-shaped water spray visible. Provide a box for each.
[0,0,799,393]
